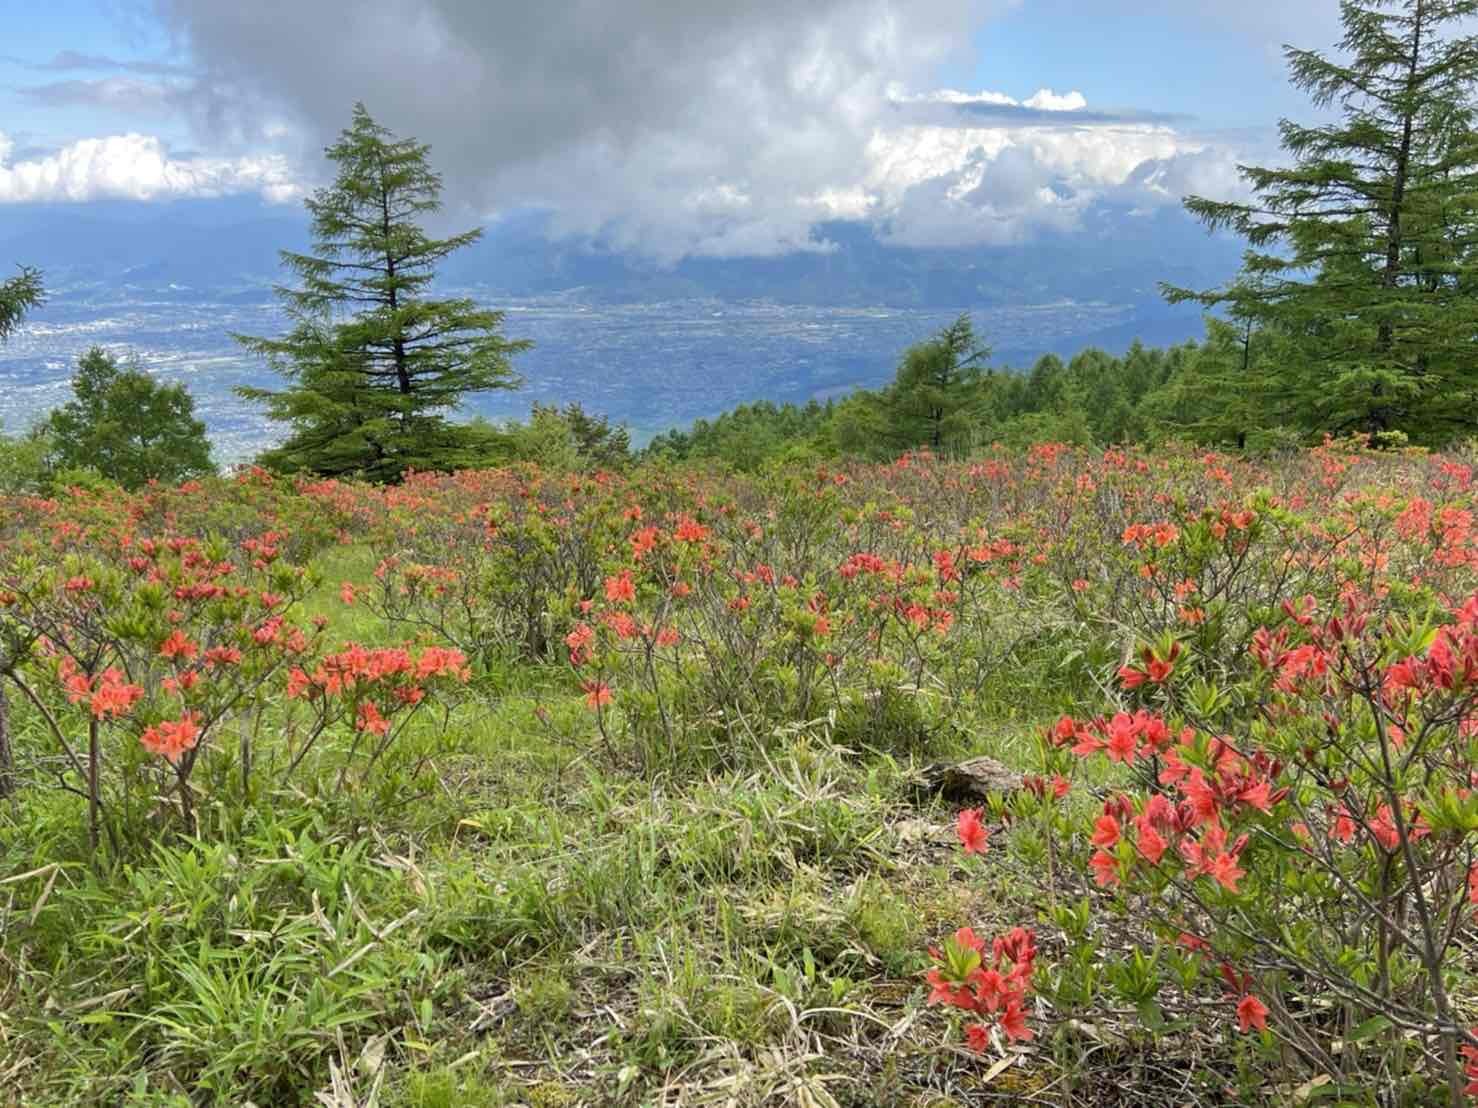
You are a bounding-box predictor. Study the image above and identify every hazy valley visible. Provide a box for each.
[0,203,1239,454]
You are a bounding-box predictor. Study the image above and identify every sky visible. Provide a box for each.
[0,0,1350,258]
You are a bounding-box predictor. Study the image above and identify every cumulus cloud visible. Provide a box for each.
[854,88,1263,249]
[141,0,1275,258]
[874,128,1175,247]
[0,131,299,204]
[1023,88,1086,112]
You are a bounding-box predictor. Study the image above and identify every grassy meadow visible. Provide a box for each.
[2,442,1477,1105]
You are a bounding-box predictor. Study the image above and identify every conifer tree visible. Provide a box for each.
[1166,0,1478,443]
[885,314,990,453]
[239,104,528,481]
[0,266,42,342]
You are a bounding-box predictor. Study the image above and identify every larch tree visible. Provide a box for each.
[239,104,529,482]
[1166,0,1478,444]
[885,313,991,454]
[0,266,42,342]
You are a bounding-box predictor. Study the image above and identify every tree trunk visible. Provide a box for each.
[1372,0,1424,436]
[380,167,412,401]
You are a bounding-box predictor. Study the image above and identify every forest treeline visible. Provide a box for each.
[643,315,1305,471]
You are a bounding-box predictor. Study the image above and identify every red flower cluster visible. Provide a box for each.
[604,570,636,604]
[287,643,469,698]
[1118,641,1180,689]
[1121,521,1180,549]
[672,516,710,544]
[582,680,613,709]
[158,629,199,661]
[956,808,989,854]
[1055,707,1282,896]
[140,714,202,764]
[926,926,1037,1047]
[1237,993,1269,1034]
[58,658,144,720]
[1050,709,1180,765]
[565,622,595,665]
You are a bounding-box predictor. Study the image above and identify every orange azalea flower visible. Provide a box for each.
[140,714,201,764]
[957,808,989,855]
[582,680,613,709]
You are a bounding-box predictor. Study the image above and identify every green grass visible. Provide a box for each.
[0,554,1136,1106]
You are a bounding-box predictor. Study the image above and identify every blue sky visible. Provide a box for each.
[0,0,1350,255]
[1,0,181,147]
[9,1,1332,141]
[964,3,1314,129]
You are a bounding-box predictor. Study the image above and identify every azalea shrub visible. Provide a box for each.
[560,460,1080,771]
[359,468,620,665]
[9,438,1478,1099]
[1039,590,1478,1103]
[0,475,469,860]
[928,444,1478,1104]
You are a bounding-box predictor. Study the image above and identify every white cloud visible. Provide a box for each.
[902,85,1088,112]
[17,0,1276,254]
[848,92,1256,247]
[147,0,1259,256]
[1023,88,1087,112]
[0,132,300,204]
[150,0,1006,258]
[0,85,1253,252]
[0,81,1255,253]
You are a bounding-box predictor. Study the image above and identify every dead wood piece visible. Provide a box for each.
[916,755,1024,802]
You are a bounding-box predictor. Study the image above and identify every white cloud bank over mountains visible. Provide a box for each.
[0,132,299,205]
[0,91,1249,255]
[854,85,1248,247]
[3,0,1262,256]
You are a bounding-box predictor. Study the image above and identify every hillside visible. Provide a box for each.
[2,443,1476,1105]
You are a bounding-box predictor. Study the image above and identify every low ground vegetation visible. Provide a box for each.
[2,440,1478,1105]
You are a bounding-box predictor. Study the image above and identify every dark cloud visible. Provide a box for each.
[9,0,1303,246]
[149,0,1001,257]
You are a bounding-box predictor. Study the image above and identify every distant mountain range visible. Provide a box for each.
[0,198,1245,450]
[0,198,1242,312]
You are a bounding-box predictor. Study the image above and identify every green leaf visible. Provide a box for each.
[1136,998,1165,1031]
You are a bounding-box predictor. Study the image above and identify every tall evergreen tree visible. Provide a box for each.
[239,104,528,481]
[1166,0,1478,443]
[885,314,991,453]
